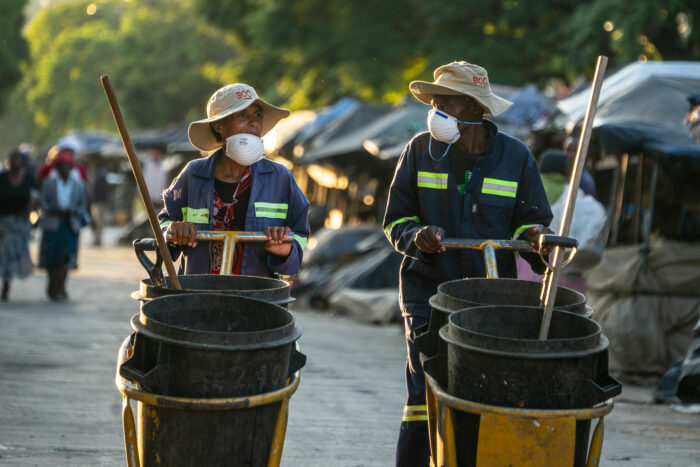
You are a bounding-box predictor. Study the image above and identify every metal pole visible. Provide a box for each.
[101,75,181,289]
[539,56,608,340]
[641,157,660,271]
[633,154,644,243]
[610,153,629,245]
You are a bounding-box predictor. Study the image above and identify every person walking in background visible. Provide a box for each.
[37,144,87,188]
[159,83,310,277]
[383,61,553,466]
[0,149,37,301]
[39,152,87,301]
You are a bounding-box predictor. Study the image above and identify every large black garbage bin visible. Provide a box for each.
[415,278,589,358]
[131,274,294,307]
[442,305,618,409]
[118,293,305,467]
[438,305,620,467]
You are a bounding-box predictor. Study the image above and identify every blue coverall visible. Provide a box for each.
[383,122,552,466]
[158,150,310,276]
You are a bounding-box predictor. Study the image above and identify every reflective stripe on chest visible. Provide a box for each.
[181,207,209,223]
[417,171,448,189]
[254,202,288,219]
[481,178,518,198]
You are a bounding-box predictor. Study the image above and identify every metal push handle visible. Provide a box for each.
[133,230,295,279]
[441,235,578,279]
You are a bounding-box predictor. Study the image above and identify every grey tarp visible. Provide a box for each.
[585,237,700,373]
[557,61,700,160]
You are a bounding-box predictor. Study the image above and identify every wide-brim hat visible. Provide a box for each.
[409,61,513,116]
[188,83,290,152]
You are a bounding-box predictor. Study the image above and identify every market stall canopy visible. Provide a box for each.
[58,131,119,156]
[557,61,700,160]
[293,98,393,165]
[299,102,427,165]
[131,120,196,153]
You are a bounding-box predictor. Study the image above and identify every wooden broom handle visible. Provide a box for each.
[101,75,181,289]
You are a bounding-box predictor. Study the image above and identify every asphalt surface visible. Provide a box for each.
[0,240,698,466]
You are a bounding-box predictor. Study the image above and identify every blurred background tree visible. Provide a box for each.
[12,0,237,148]
[0,0,29,113]
[196,0,699,107]
[0,0,698,155]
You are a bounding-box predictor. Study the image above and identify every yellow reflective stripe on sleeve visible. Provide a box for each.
[384,216,420,239]
[181,207,209,223]
[293,234,308,250]
[255,202,288,219]
[417,171,448,189]
[514,224,532,236]
[160,220,173,229]
[402,404,428,422]
[482,178,518,198]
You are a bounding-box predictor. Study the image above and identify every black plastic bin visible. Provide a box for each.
[118,293,305,467]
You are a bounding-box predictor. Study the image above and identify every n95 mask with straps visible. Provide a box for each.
[224,133,265,166]
[426,109,481,160]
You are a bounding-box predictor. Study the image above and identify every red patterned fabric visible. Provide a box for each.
[209,167,252,274]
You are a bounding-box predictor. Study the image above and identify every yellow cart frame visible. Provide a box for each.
[115,335,301,467]
[425,370,613,467]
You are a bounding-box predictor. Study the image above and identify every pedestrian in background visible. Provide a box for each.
[0,149,36,301]
[38,144,87,188]
[39,151,87,301]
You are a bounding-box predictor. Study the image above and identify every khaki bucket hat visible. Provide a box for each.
[409,61,513,116]
[188,83,290,151]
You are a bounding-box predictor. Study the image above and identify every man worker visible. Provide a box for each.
[383,61,553,466]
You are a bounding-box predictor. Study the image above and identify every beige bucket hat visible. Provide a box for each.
[409,61,513,116]
[188,83,290,151]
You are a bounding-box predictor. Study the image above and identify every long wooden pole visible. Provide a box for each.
[538,56,608,340]
[101,75,181,289]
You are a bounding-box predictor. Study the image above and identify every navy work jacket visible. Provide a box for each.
[158,150,310,276]
[383,123,552,318]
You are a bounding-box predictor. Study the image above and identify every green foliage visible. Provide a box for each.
[0,0,29,113]
[20,0,237,146]
[196,0,700,109]
[563,0,700,70]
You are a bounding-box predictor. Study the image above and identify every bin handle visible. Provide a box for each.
[590,374,622,401]
[118,333,163,392]
[133,239,165,287]
[133,230,294,278]
[287,344,307,379]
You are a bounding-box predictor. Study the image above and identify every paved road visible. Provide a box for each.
[0,245,698,466]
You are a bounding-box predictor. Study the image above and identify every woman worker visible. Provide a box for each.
[158,84,310,276]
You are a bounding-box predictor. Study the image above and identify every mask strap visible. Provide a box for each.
[429,138,453,162]
[456,120,482,125]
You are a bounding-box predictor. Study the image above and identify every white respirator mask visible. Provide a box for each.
[224,133,265,166]
[426,109,481,161]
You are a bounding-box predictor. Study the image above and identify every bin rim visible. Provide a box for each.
[442,305,603,357]
[136,293,301,350]
[115,335,301,410]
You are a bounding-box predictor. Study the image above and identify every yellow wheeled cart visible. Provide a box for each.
[424,358,613,467]
[116,335,301,467]
[421,236,619,467]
